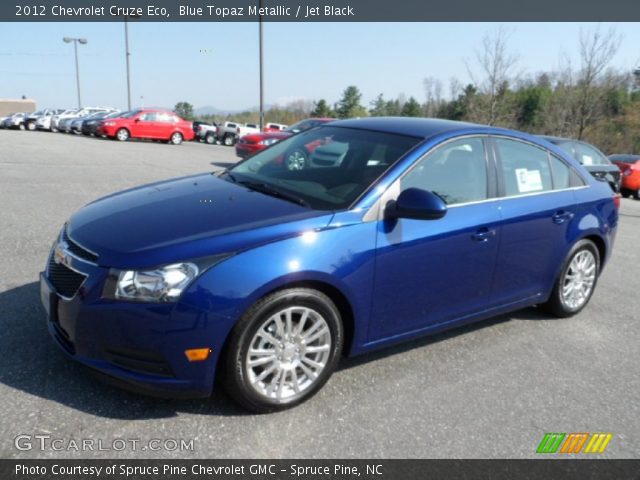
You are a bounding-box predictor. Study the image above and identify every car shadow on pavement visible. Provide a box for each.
[0,282,249,419]
[339,306,549,372]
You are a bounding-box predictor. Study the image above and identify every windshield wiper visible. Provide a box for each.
[218,170,237,182]
[238,181,310,208]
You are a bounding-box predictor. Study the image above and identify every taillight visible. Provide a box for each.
[613,193,621,210]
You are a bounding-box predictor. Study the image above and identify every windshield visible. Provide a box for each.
[121,110,141,119]
[227,126,421,210]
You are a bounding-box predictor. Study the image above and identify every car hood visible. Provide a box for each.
[67,173,332,268]
[244,131,292,143]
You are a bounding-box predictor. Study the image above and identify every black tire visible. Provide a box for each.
[26,122,36,131]
[223,134,236,146]
[19,123,26,131]
[620,188,631,198]
[634,190,640,200]
[205,132,216,144]
[284,148,309,171]
[542,239,600,318]
[115,128,130,142]
[222,288,343,413]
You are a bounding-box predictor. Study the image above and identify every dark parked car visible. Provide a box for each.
[538,136,621,192]
[41,118,618,412]
[81,111,123,136]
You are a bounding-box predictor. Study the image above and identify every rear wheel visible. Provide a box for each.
[170,132,183,145]
[542,239,600,317]
[116,128,130,142]
[223,288,343,413]
[634,189,640,200]
[19,123,26,131]
[620,188,631,198]
[26,122,36,131]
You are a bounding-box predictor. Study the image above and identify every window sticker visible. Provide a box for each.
[581,155,594,166]
[515,168,543,193]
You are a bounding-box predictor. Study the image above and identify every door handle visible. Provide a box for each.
[552,210,574,225]
[471,227,494,242]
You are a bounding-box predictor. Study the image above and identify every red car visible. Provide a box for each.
[610,154,640,199]
[235,118,334,165]
[98,109,194,145]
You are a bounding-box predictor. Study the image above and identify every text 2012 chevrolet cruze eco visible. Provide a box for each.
[41,118,618,412]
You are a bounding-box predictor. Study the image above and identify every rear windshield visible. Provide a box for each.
[227,126,421,210]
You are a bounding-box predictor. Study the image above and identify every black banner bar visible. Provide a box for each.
[3,0,640,22]
[2,459,640,480]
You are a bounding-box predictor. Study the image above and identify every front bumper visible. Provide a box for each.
[40,248,219,398]
[235,142,264,159]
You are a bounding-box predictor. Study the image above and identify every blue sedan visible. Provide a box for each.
[40,118,618,412]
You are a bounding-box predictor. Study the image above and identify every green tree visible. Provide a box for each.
[311,99,333,118]
[385,99,402,116]
[369,94,387,116]
[401,97,422,117]
[174,101,194,120]
[336,85,368,118]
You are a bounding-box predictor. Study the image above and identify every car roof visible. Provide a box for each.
[538,135,577,144]
[330,117,484,139]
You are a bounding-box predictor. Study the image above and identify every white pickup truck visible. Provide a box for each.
[236,123,260,138]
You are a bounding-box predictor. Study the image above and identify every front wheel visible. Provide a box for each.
[634,189,640,200]
[205,132,216,144]
[223,288,343,413]
[542,239,600,317]
[26,122,36,131]
[115,128,130,142]
[170,132,183,145]
[19,123,26,131]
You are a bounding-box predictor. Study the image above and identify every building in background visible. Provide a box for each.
[0,98,36,116]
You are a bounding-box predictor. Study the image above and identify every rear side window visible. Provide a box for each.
[495,138,553,196]
[549,154,571,190]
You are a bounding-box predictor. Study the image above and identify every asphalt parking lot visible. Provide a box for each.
[0,129,638,459]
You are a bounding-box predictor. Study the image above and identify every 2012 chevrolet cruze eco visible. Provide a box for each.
[41,118,618,412]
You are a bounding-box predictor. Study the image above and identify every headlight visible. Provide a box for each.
[115,263,199,302]
[104,121,116,126]
[259,138,279,146]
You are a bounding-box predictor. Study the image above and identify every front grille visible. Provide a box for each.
[105,348,173,377]
[47,254,87,298]
[63,228,98,263]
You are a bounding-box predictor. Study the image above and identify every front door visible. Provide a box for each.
[369,137,501,340]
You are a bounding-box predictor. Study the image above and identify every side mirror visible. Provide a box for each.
[385,188,447,221]
[134,118,141,123]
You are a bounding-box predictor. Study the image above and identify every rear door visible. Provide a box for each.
[490,136,580,305]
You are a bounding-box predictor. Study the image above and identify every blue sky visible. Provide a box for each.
[1,22,639,112]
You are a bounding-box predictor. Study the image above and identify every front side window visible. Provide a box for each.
[227,126,421,210]
[496,138,553,196]
[400,137,488,205]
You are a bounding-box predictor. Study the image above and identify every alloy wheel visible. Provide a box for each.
[561,249,596,310]
[245,306,332,403]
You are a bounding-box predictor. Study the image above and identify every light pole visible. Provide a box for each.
[63,37,87,109]
[123,14,140,110]
[258,0,264,131]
